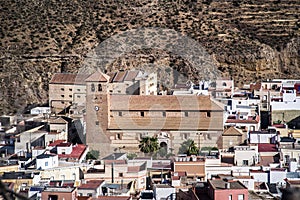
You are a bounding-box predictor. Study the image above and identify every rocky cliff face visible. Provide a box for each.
[1,0,299,114]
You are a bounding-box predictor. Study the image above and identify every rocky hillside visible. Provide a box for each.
[1,0,299,114]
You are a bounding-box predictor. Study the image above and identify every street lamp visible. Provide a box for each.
[196,133,202,155]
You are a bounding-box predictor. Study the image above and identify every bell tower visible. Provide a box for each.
[85,71,111,156]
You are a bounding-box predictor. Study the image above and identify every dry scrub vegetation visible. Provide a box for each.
[0,0,299,114]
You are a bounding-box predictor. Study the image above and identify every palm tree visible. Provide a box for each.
[178,139,199,155]
[139,136,159,155]
[187,140,199,156]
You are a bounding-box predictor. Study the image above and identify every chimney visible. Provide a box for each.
[225,182,230,189]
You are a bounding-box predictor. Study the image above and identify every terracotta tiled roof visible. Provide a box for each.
[50,73,90,85]
[127,166,140,173]
[110,95,224,111]
[109,116,223,130]
[259,156,277,166]
[56,142,72,147]
[109,95,223,130]
[78,180,104,189]
[258,143,278,152]
[112,71,127,82]
[85,71,110,82]
[48,140,67,147]
[223,126,243,136]
[124,71,139,81]
[58,144,87,160]
[107,72,117,83]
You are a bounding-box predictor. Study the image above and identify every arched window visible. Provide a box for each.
[222,82,227,87]
[91,84,95,92]
[98,84,102,91]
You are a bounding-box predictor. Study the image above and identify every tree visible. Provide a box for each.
[157,146,167,158]
[139,136,159,155]
[178,139,199,155]
[86,150,99,160]
[187,140,199,155]
[127,153,137,160]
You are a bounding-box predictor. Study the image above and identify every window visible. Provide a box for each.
[77,89,80,92]
[162,111,166,117]
[182,133,188,140]
[238,194,244,200]
[77,95,81,98]
[118,111,122,116]
[184,112,188,117]
[72,173,76,180]
[61,95,65,97]
[98,84,102,91]
[61,88,64,91]
[96,121,99,126]
[69,95,72,98]
[242,160,249,166]
[117,133,121,140]
[141,112,144,117]
[222,82,227,87]
[61,175,65,180]
[61,101,64,104]
[48,195,58,200]
[45,161,48,167]
[91,84,95,92]
[206,111,211,117]
[87,193,93,197]
[119,173,123,177]
[69,88,72,91]
[229,195,232,200]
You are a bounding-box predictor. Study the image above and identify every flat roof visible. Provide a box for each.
[154,184,174,188]
[209,179,247,190]
[43,187,76,193]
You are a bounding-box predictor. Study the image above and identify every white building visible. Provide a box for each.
[78,180,105,197]
[234,176,255,190]
[249,130,278,144]
[153,184,176,200]
[234,146,259,166]
[36,154,58,170]
[249,170,268,184]
[269,168,287,186]
[30,107,51,115]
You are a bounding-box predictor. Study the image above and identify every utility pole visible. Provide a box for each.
[111,162,114,183]
[111,154,115,183]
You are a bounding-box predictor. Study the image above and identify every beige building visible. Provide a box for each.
[40,164,87,186]
[49,70,157,114]
[84,160,147,190]
[49,71,224,156]
[85,71,224,156]
[49,73,88,114]
[107,70,157,95]
[173,156,206,180]
[222,126,245,149]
